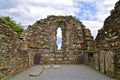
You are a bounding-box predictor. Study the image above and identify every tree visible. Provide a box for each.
[0,16,24,36]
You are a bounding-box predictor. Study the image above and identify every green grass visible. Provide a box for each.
[0,16,24,36]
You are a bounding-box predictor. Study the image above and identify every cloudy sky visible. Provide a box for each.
[0,0,119,38]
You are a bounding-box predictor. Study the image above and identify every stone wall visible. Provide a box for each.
[0,18,29,79]
[0,16,94,79]
[94,0,120,79]
[22,16,93,65]
[1,1,120,78]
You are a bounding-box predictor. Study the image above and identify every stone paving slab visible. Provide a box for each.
[8,65,117,80]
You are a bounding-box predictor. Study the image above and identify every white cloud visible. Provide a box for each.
[74,0,95,2]
[57,43,62,50]
[26,0,73,6]
[57,27,62,37]
[0,0,119,38]
[82,20,103,37]
[78,0,119,38]
[0,0,79,25]
[103,0,118,6]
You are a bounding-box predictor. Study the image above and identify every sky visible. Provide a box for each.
[56,27,62,50]
[0,0,119,38]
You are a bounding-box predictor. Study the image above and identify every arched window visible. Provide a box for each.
[56,27,62,50]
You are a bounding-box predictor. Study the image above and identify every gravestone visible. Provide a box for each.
[105,51,115,77]
[99,50,105,73]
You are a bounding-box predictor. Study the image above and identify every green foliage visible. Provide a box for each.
[0,16,24,36]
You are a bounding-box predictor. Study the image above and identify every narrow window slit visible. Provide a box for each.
[56,27,62,50]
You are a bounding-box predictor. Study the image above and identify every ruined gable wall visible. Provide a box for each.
[24,16,93,64]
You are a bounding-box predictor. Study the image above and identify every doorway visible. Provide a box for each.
[34,53,40,64]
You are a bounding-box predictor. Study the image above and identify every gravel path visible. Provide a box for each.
[8,64,117,80]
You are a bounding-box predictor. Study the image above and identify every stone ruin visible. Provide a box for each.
[95,1,120,78]
[21,15,93,65]
[0,18,29,79]
[0,15,94,79]
[85,0,120,78]
[0,0,120,79]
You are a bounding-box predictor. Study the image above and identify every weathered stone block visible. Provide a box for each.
[105,51,115,77]
[100,50,105,73]
[49,58,55,61]
[57,58,63,62]
[44,54,49,57]
[0,72,3,78]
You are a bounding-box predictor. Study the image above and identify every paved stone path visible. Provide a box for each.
[8,65,117,80]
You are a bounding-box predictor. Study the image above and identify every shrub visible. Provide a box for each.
[0,16,24,36]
